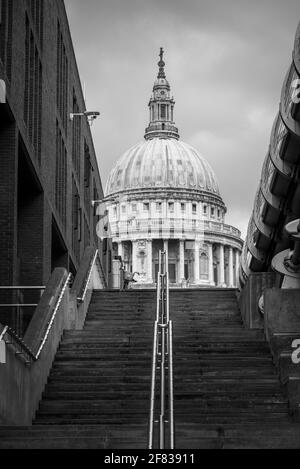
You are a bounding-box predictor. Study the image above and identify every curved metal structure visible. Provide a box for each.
[240,22,300,288]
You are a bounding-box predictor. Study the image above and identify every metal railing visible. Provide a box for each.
[77,250,99,303]
[0,286,45,337]
[0,274,71,365]
[148,250,175,449]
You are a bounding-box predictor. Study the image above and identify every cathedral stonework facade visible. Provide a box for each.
[105,49,243,288]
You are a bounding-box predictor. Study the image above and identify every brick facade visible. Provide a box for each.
[0,0,112,299]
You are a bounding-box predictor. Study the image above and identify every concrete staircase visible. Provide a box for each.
[1,288,300,448]
[172,289,300,448]
[0,290,155,449]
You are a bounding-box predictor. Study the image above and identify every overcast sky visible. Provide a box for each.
[64,0,300,238]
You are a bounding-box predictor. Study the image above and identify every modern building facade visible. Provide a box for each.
[105,50,243,288]
[0,0,112,326]
[240,22,300,287]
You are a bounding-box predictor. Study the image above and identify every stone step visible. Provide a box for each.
[42,391,151,400]
[33,417,149,425]
[48,375,151,384]
[0,436,147,449]
[1,288,289,449]
[55,351,152,359]
[0,424,147,437]
[44,381,282,393]
[59,344,153,351]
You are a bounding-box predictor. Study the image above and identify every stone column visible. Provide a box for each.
[132,241,138,273]
[118,241,123,259]
[208,243,215,286]
[218,244,226,287]
[162,240,169,283]
[194,240,200,284]
[235,249,240,287]
[179,240,185,282]
[228,246,234,287]
[164,239,169,259]
[147,240,153,283]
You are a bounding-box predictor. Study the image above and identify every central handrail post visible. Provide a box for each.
[160,324,166,449]
[169,320,174,449]
[148,249,175,450]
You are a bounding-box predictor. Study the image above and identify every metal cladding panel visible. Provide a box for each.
[240,21,300,288]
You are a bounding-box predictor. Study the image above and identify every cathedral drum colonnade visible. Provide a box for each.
[105,49,243,288]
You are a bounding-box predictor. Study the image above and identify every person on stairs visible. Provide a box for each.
[118,257,139,290]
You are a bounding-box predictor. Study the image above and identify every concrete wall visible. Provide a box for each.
[0,252,102,425]
[264,288,300,414]
[239,272,276,329]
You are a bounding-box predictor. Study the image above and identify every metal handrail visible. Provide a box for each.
[0,304,38,308]
[77,250,99,303]
[0,287,45,290]
[148,250,175,449]
[35,274,71,360]
[169,320,175,449]
[0,326,36,364]
[0,274,72,364]
[148,321,158,447]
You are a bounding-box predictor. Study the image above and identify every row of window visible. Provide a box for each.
[114,202,223,220]
[0,0,13,80]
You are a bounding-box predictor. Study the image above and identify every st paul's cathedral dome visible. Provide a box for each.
[104,48,243,288]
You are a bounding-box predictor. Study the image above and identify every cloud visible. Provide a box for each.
[64,0,300,235]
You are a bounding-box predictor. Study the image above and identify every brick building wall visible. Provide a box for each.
[0,0,112,301]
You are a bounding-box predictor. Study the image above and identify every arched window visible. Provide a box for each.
[200,252,209,280]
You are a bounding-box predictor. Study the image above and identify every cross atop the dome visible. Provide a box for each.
[158,47,166,79]
[159,47,164,62]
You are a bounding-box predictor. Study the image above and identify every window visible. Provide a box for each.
[27,0,44,46]
[84,215,90,248]
[24,15,42,160]
[132,203,137,213]
[181,203,185,212]
[168,202,174,213]
[161,104,166,119]
[84,140,92,213]
[200,253,209,280]
[218,209,221,218]
[211,207,215,217]
[203,205,207,215]
[72,90,81,179]
[143,203,150,212]
[121,205,126,214]
[156,202,162,212]
[55,121,67,228]
[72,175,81,260]
[192,203,197,215]
[93,186,99,243]
[57,21,69,132]
[0,0,13,80]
